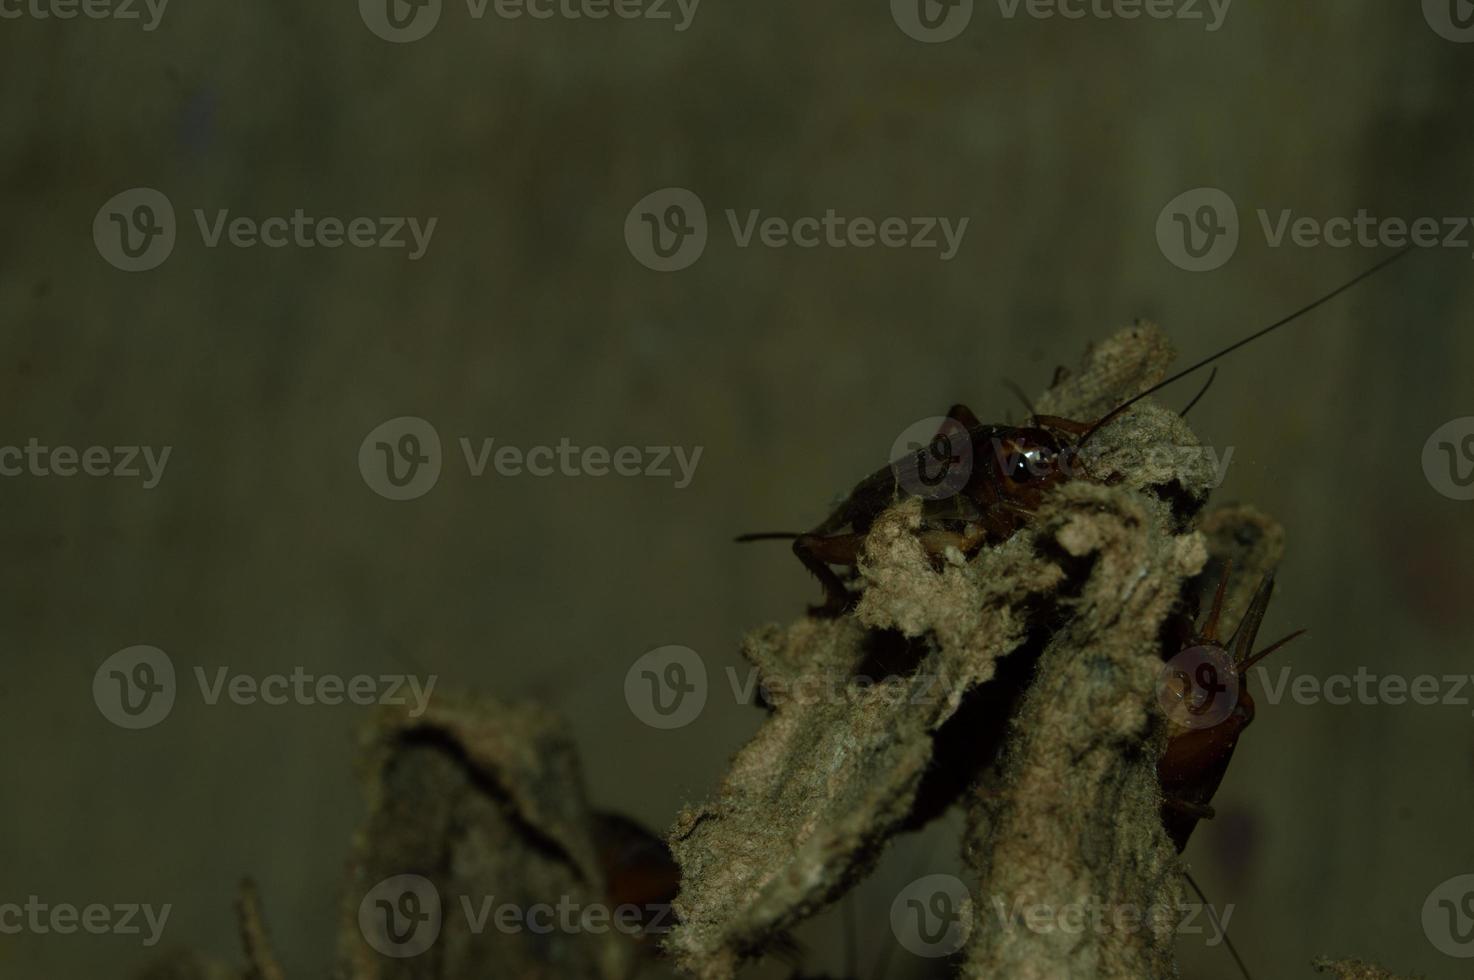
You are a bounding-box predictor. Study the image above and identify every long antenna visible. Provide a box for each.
[1183,869,1253,980]
[1078,248,1412,446]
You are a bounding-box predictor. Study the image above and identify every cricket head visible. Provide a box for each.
[982,425,1071,504]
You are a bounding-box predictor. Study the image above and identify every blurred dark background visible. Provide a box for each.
[2,1,1472,977]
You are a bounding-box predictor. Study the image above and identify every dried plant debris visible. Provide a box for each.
[960,500,1286,980]
[338,695,632,980]
[133,951,241,980]
[666,323,1225,979]
[960,487,1204,980]
[1195,504,1286,622]
[668,511,1057,979]
[131,697,666,980]
[238,879,286,980]
[1312,957,1423,980]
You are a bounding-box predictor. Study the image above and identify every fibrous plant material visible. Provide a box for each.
[1312,956,1422,980]
[337,695,632,980]
[135,696,640,980]
[238,879,285,980]
[666,323,1227,979]
[959,483,1204,979]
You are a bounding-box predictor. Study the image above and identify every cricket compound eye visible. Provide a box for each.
[1000,437,1058,484]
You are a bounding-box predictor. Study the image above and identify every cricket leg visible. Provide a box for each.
[1163,796,1216,820]
[793,533,865,617]
[1034,414,1092,436]
[917,523,990,564]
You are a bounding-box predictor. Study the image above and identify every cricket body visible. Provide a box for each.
[1157,565,1307,851]
[738,249,1409,615]
[744,408,1086,616]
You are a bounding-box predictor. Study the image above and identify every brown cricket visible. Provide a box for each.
[738,250,1408,617]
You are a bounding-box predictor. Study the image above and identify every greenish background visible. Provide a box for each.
[2,1,1473,977]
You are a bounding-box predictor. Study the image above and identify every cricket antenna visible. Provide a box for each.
[1183,869,1254,980]
[735,531,801,543]
[1179,366,1218,419]
[1003,379,1039,423]
[1077,248,1412,447]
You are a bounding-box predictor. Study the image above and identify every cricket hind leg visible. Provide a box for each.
[792,532,865,617]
